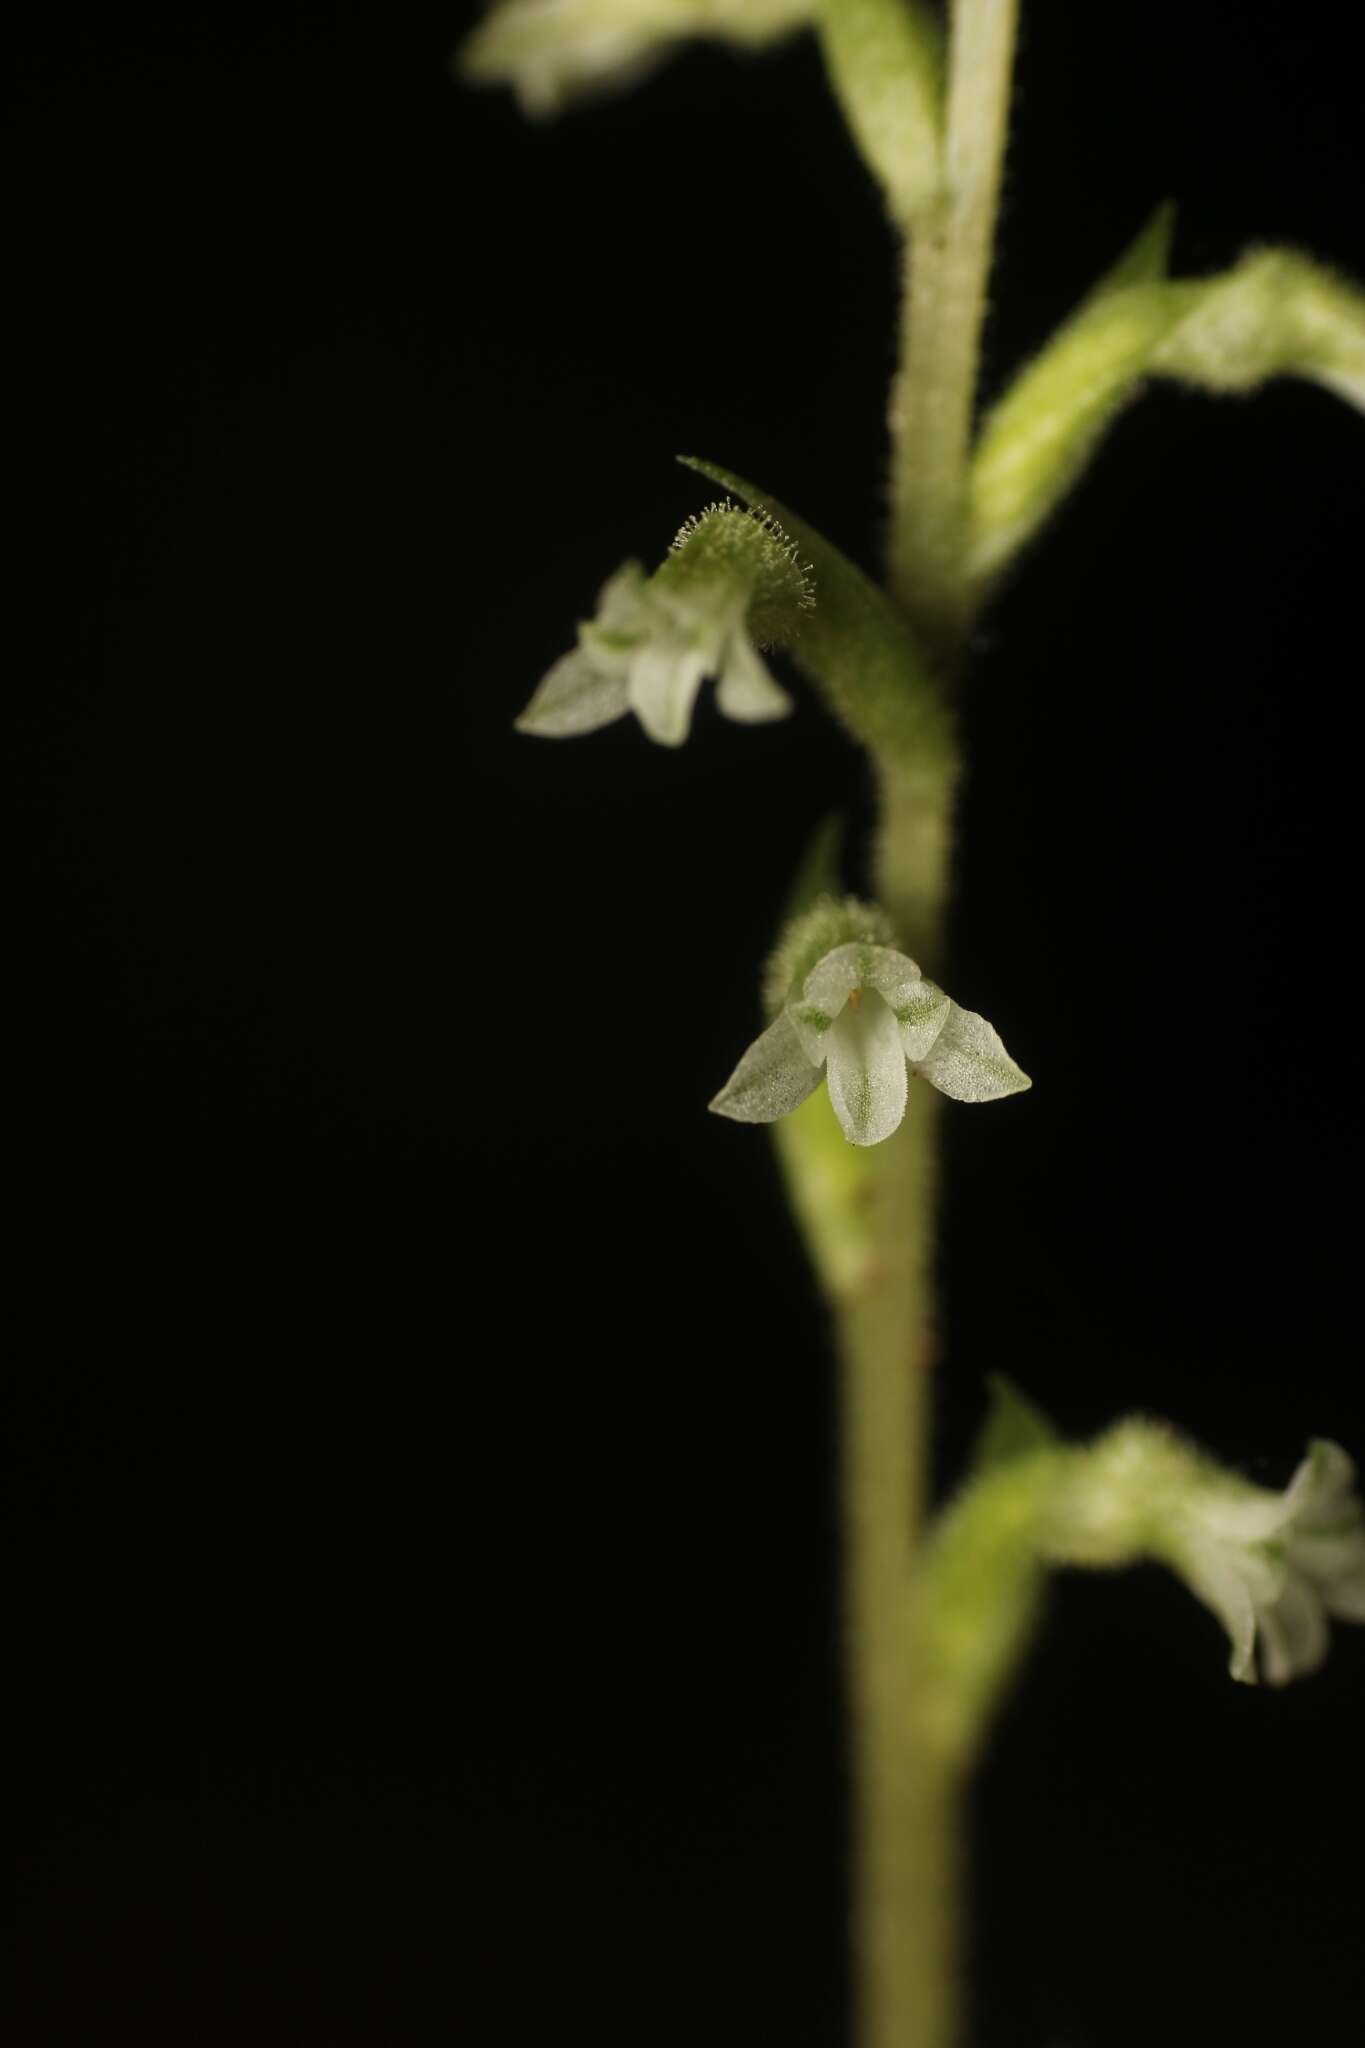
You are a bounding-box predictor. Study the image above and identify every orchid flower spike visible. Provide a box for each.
[1176,1438,1365,1685]
[515,501,813,747]
[710,898,1030,1147]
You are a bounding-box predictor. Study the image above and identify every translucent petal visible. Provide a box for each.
[715,629,792,724]
[824,993,909,1147]
[790,1002,835,1068]
[514,649,630,737]
[579,561,650,676]
[858,944,927,993]
[889,978,951,1062]
[1182,1542,1259,1683]
[1278,1438,1358,1529]
[709,1012,822,1126]
[1322,1565,1365,1624]
[461,5,668,118]
[915,1001,1031,1103]
[628,638,710,747]
[801,942,889,1018]
[1259,1576,1329,1686]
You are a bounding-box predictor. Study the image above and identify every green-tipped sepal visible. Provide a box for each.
[516,501,812,747]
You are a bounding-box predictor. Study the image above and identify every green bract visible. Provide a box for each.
[459,0,814,117]
[816,0,944,225]
[682,458,956,769]
[515,501,812,746]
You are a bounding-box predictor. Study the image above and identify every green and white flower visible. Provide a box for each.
[515,501,811,747]
[461,0,814,119]
[710,936,1030,1147]
[1176,1438,1365,1686]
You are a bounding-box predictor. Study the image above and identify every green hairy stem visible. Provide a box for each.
[890,0,1020,662]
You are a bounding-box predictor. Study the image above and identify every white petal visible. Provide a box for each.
[1258,1576,1330,1686]
[579,561,650,674]
[858,944,928,994]
[514,649,629,736]
[888,978,950,1062]
[1182,1540,1260,1683]
[1278,1439,1359,1529]
[915,1001,1031,1103]
[709,1012,822,1125]
[800,943,872,1017]
[1297,1526,1365,1621]
[715,630,792,724]
[793,945,937,1068]
[628,637,710,746]
[462,5,667,118]
[1322,1568,1365,1624]
[824,993,909,1147]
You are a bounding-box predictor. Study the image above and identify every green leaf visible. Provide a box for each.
[680,456,956,770]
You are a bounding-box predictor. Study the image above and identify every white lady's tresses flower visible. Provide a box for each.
[515,502,812,747]
[1176,1438,1365,1686]
[710,914,1030,1147]
[461,0,815,119]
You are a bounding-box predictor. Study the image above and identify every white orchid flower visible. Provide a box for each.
[710,939,1031,1147]
[461,0,815,119]
[515,559,791,747]
[1176,1438,1365,1685]
[516,502,810,747]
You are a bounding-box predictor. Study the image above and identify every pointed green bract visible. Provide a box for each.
[681,456,957,768]
[968,205,1180,586]
[970,227,1365,590]
[816,0,944,224]
[971,1374,1059,1475]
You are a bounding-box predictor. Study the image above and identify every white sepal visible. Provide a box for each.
[715,629,792,723]
[915,1001,1031,1103]
[514,648,631,736]
[709,1012,821,1125]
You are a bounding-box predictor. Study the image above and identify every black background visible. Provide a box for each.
[9,3,1365,2041]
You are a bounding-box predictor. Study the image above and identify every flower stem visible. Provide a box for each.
[890,0,1020,662]
[831,4,1020,2036]
[836,763,960,2048]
